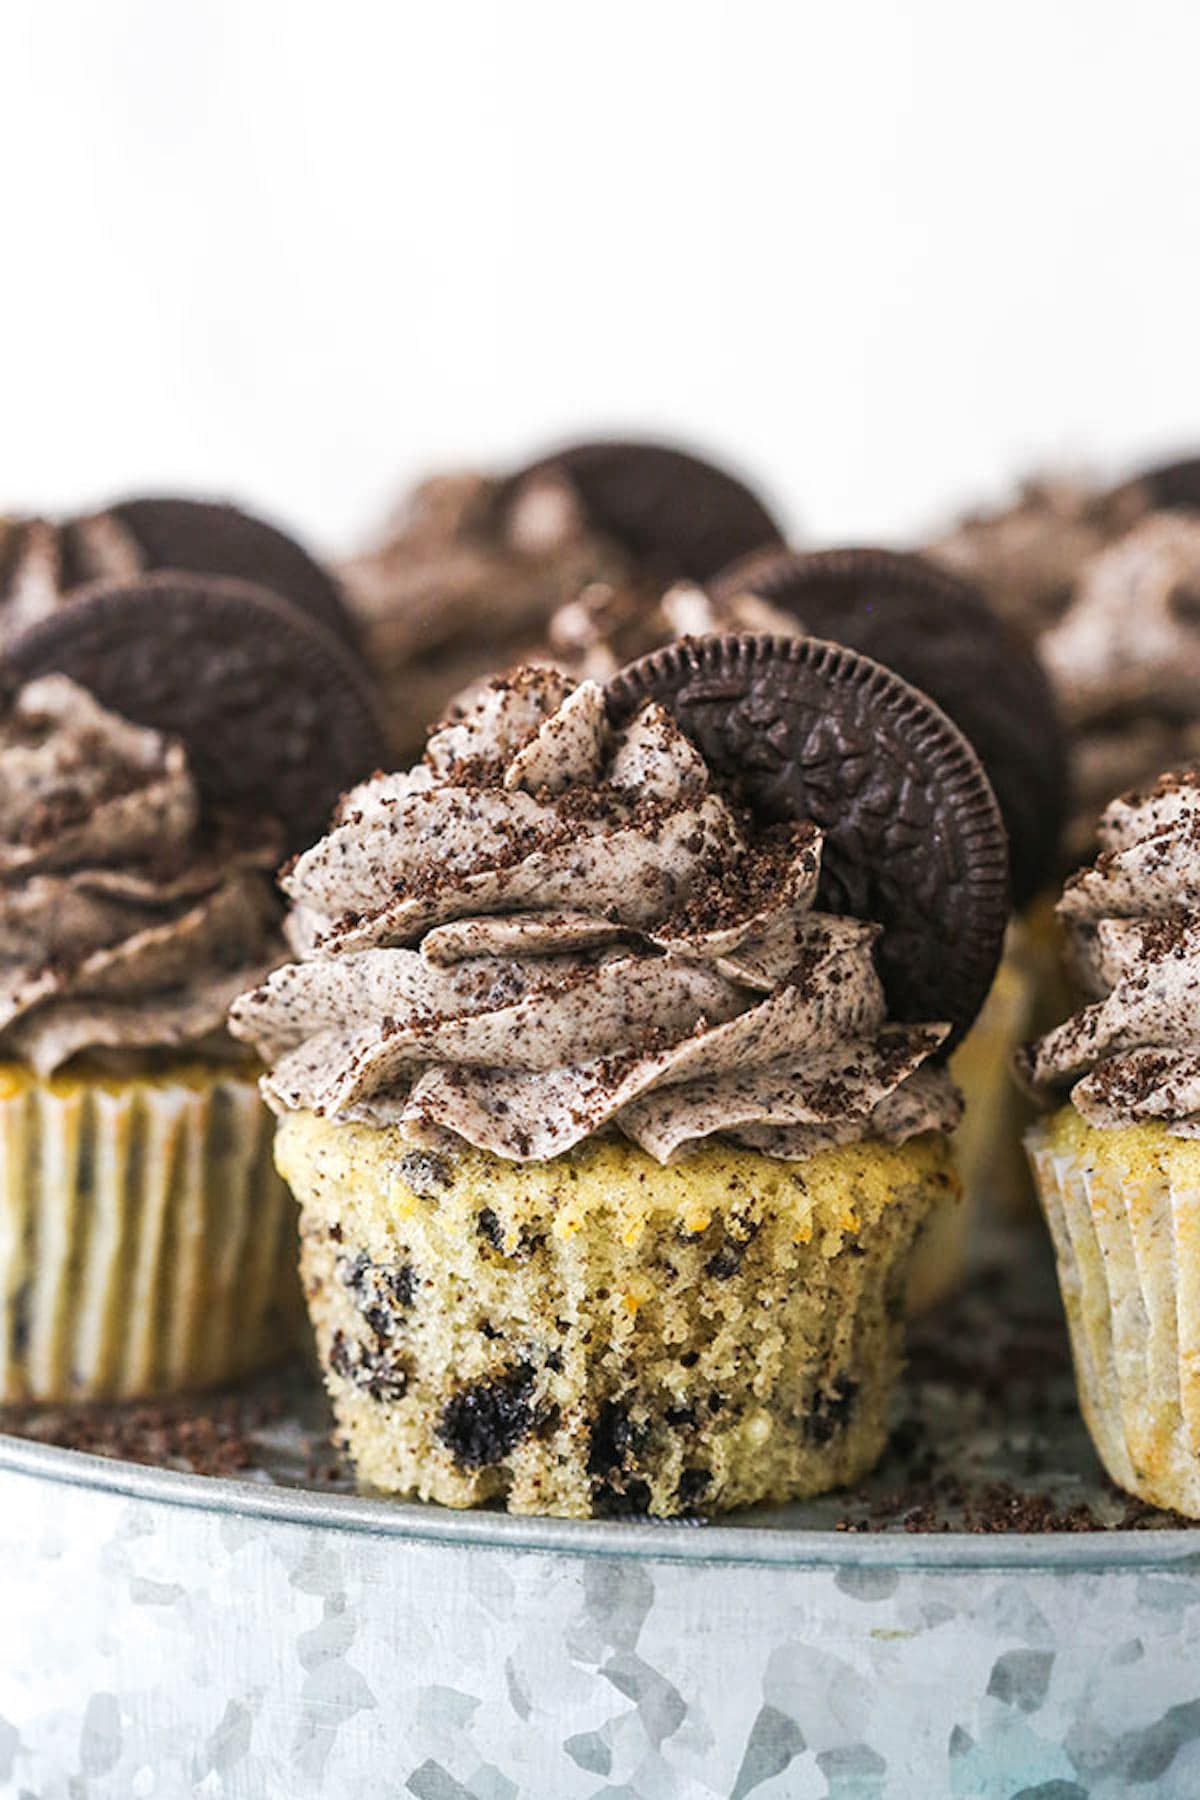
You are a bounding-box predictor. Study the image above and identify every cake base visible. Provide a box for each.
[278,1113,956,1518]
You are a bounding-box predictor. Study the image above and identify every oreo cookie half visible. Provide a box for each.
[6,573,388,851]
[507,440,783,582]
[709,546,1067,907]
[607,634,1009,1046]
[104,496,359,646]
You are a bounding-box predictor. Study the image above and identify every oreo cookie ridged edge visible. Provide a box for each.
[710,545,1068,907]
[4,571,388,853]
[607,632,1010,1050]
[504,440,784,583]
[106,495,361,649]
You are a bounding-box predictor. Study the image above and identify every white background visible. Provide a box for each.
[2,0,1197,560]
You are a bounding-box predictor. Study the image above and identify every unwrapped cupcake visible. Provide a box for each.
[232,637,1008,1518]
[1022,767,1200,1516]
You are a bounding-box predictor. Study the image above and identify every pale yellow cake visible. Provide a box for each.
[279,1111,958,1518]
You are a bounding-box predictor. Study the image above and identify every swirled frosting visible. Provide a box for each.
[0,675,282,1074]
[230,667,960,1163]
[1023,768,1200,1132]
[927,475,1139,641]
[538,580,798,682]
[340,471,645,754]
[1039,515,1200,859]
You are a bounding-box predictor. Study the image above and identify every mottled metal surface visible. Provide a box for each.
[4,1226,1200,1795]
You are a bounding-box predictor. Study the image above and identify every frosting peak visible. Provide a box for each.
[1041,514,1200,722]
[232,669,959,1163]
[0,676,282,1074]
[1024,768,1200,1132]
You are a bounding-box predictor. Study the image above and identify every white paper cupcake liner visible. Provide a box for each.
[1027,1114,1200,1514]
[0,1065,299,1402]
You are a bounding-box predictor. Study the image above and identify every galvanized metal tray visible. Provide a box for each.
[3,1222,1200,1799]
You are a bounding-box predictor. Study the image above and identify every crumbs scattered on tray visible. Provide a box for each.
[3,1226,1200,1531]
[2,1388,293,1480]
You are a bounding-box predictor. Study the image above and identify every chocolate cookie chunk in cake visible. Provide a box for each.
[231,642,1007,1518]
[338,439,782,758]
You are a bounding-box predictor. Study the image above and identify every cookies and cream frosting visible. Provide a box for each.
[927,475,1139,641]
[1038,514,1200,857]
[340,471,642,752]
[230,667,959,1164]
[539,580,798,683]
[0,675,282,1074]
[1024,768,1200,1132]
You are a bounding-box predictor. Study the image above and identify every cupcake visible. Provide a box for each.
[339,439,782,758]
[1022,768,1200,1516]
[231,637,1008,1518]
[0,572,387,1402]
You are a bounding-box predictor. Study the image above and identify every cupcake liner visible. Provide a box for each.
[279,1111,957,1519]
[1026,1112,1200,1513]
[0,1064,299,1402]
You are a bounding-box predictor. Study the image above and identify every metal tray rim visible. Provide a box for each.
[4,1428,1199,1572]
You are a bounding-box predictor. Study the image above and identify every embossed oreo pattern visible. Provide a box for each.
[709,546,1068,906]
[6,573,389,851]
[508,440,782,582]
[607,634,1009,1045]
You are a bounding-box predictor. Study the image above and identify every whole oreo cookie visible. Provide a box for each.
[607,634,1009,1046]
[5,573,387,851]
[507,440,782,582]
[105,496,358,646]
[709,546,1067,906]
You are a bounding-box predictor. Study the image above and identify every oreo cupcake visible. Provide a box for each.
[0,573,386,1401]
[1022,767,1200,1517]
[231,639,1007,1518]
[339,439,782,758]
